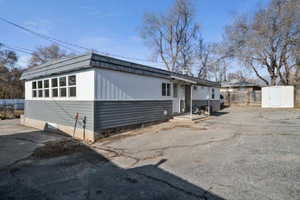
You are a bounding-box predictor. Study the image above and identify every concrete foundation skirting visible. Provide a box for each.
[20,115,96,142]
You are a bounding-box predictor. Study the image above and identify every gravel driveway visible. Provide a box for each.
[1,107,300,200]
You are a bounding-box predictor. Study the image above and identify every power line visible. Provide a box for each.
[0,16,204,68]
[0,16,167,66]
[0,43,33,55]
[0,17,81,53]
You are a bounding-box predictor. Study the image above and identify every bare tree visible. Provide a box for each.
[196,39,210,79]
[224,0,300,86]
[0,44,24,98]
[28,44,69,68]
[196,40,230,82]
[140,0,200,73]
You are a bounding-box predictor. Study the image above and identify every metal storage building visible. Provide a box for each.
[21,53,220,142]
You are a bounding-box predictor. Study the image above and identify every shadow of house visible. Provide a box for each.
[210,112,229,117]
[0,131,225,200]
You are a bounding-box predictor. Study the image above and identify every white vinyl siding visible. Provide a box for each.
[25,69,95,101]
[95,68,172,100]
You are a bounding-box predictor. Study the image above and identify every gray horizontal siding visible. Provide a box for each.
[94,100,172,131]
[24,100,94,131]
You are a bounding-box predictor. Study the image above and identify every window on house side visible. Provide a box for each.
[32,81,37,89]
[162,83,166,96]
[59,77,66,87]
[52,88,58,97]
[38,80,43,89]
[51,78,58,87]
[44,80,49,88]
[68,75,76,97]
[32,81,37,98]
[162,83,171,97]
[44,89,49,97]
[173,84,178,98]
[32,90,37,98]
[167,83,170,96]
[212,88,215,99]
[38,90,43,97]
[60,88,67,97]
[68,75,76,86]
[69,87,76,97]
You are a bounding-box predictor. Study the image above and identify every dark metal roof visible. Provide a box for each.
[21,53,220,87]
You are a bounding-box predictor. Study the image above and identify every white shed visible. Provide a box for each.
[262,86,294,108]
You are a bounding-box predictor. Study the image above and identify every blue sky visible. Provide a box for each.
[0,0,269,69]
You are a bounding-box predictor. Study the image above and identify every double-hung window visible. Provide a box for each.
[162,83,171,97]
[51,78,58,97]
[44,79,49,97]
[32,81,37,98]
[38,80,43,97]
[59,77,67,97]
[68,75,76,97]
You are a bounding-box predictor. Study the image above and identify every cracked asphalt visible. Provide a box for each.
[1,107,300,200]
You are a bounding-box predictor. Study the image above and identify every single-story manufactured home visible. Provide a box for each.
[21,53,220,142]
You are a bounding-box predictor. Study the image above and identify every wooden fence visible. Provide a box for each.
[222,91,261,106]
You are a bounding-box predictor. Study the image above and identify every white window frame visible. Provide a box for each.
[51,77,59,98]
[68,75,76,98]
[59,76,67,97]
[162,82,171,97]
[44,79,50,98]
[37,80,43,98]
[32,81,37,98]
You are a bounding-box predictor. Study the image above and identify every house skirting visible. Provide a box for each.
[192,100,221,112]
[20,116,96,142]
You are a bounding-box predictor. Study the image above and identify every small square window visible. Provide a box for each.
[59,77,66,87]
[52,88,58,97]
[69,87,76,97]
[44,80,49,88]
[44,89,49,97]
[60,88,67,97]
[32,82,37,89]
[38,81,43,89]
[38,90,43,97]
[32,90,37,97]
[52,78,58,87]
[68,75,76,86]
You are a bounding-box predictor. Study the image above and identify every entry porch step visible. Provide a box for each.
[171,114,209,121]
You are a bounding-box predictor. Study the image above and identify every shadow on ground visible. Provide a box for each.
[0,130,225,200]
[210,112,229,117]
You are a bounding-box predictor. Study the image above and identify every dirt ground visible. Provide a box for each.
[1,107,300,200]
